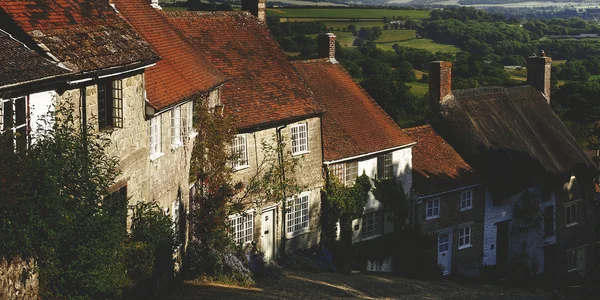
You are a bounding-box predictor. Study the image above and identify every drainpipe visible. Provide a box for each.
[276,124,287,258]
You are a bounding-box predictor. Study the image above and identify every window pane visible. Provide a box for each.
[287,194,309,234]
[3,100,13,129]
[15,97,26,126]
[112,80,123,128]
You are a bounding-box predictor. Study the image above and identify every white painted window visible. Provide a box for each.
[426,198,440,220]
[171,105,182,148]
[286,192,310,236]
[567,247,586,274]
[229,211,254,245]
[565,202,578,227]
[290,123,308,155]
[187,102,194,136]
[460,190,473,211]
[1,96,28,151]
[458,225,472,249]
[329,161,358,186]
[361,211,383,239]
[231,134,248,169]
[377,152,393,179]
[149,115,162,159]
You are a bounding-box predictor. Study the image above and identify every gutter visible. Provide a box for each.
[324,142,417,165]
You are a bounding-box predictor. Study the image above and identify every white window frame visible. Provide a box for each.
[187,102,195,137]
[171,198,181,243]
[329,161,358,186]
[171,105,183,148]
[426,198,440,220]
[1,96,28,151]
[149,115,163,160]
[290,123,309,156]
[567,247,586,274]
[565,201,579,228]
[377,152,394,179]
[458,225,472,249]
[460,189,473,211]
[361,211,383,240]
[231,134,248,170]
[229,211,255,245]
[286,191,310,238]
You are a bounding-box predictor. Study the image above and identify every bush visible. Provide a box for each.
[507,251,539,286]
[124,201,177,298]
[184,239,254,286]
[284,247,336,273]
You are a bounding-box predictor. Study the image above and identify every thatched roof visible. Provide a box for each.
[434,86,596,194]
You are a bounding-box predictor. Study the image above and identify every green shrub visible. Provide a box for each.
[124,201,177,298]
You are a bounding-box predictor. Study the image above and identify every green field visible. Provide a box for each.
[376,30,417,43]
[377,38,460,53]
[268,8,430,19]
[408,81,429,98]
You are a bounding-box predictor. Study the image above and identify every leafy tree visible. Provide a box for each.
[395,60,417,82]
[347,24,356,31]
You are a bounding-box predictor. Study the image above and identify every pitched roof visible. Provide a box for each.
[165,11,322,130]
[112,0,227,110]
[292,59,414,162]
[434,86,596,194]
[0,0,158,74]
[403,125,481,196]
[0,29,69,90]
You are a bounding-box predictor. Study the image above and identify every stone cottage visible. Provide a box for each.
[429,56,597,283]
[112,0,227,247]
[166,9,324,259]
[293,33,415,271]
[404,124,484,277]
[0,0,160,223]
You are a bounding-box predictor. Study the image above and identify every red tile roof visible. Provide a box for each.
[403,125,481,196]
[112,0,227,110]
[166,11,322,130]
[0,0,158,74]
[292,59,413,162]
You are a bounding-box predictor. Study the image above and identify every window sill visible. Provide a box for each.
[460,207,473,212]
[566,222,579,228]
[171,143,183,150]
[233,165,249,172]
[286,227,310,239]
[360,233,383,242]
[292,150,310,157]
[426,216,440,221]
[458,244,472,250]
[150,152,164,161]
[189,131,198,139]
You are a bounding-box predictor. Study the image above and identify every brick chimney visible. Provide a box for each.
[242,0,266,23]
[429,61,452,110]
[527,50,552,104]
[317,33,337,62]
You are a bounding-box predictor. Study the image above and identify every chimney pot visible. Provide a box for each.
[317,33,336,62]
[527,53,552,104]
[242,0,266,23]
[429,61,452,110]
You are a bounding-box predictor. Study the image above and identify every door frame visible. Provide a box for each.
[437,229,453,275]
[260,205,278,260]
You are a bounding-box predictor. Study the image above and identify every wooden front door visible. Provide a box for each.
[438,231,452,275]
[260,208,275,261]
[496,221,510,274]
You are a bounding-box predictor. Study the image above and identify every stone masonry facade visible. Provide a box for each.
[0,258,38,300]
[416,185,486,277]
[231,116,324,257]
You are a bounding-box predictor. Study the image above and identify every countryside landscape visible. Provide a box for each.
[2,0,600,299]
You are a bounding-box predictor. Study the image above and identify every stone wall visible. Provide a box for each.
[231,116,324,257]
[0,258,38,300]
[416,185,486,277]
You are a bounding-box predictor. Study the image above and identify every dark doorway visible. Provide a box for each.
[544,244,555,281]
[496,221,510,275]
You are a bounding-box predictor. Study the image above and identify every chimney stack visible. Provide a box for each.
[242,0,266,23]
[317,33,337,62]
[527,50,552,104]
[429,61,452,110]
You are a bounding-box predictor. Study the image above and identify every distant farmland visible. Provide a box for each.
[377,38,461,53]
[267,8,430,19]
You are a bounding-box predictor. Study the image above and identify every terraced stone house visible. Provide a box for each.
[429,56,597,283]
[165,6,324,259]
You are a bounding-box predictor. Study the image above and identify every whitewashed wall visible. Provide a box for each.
[482,185,555,274]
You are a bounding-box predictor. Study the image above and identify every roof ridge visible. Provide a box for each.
[291,58,330,64]
[403,124,433,132]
